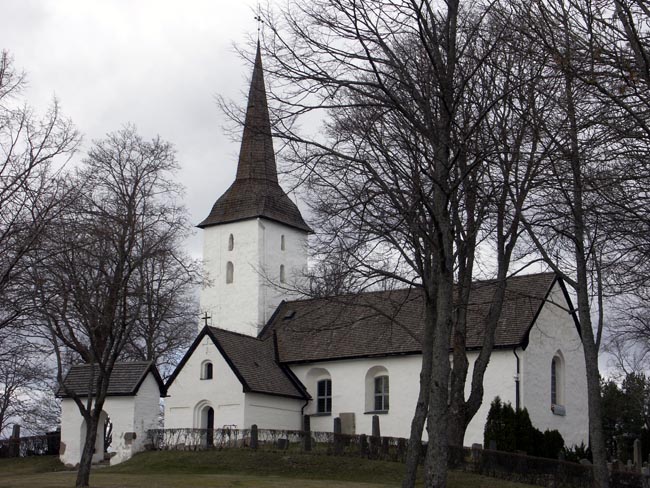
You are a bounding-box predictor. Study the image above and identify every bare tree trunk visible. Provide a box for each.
[402,291,436,488]
[424,265,454,488]
[564,56,610,488]
[76,413,99,488]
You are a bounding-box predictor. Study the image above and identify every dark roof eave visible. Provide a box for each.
[277,342,528,366]
[197,214,312,233]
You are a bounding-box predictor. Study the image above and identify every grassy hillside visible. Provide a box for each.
[0,450,538,488]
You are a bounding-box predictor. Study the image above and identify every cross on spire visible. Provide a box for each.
[255,4,264,39]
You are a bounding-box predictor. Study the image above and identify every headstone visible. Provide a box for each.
[381,437,389,457]
[333,417,342,434]
[339,412,355,435]
[580,458,593,465]
[359,434,368,457]
[333,417,343,455]
[277,438,289,450]
[250,424,258,450]
[10,425,20,458]
[302,415,311,452]
[471,444,482,465]
[489,439,497,451]
[372,415,380,438]
[634,439,642,470]
[397,438,407,462]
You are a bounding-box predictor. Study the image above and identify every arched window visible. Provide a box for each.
[226,261,234,284]
[365,366,389,412]
[306,367,332,415]
[201,361,213,380]
[551,352,565,415]
[317,379,332,414]
[374,376,389,411]
[228,234,234,251]
[281,235,285,251]
[280,265,286,283]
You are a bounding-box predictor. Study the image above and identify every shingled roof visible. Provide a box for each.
[165,327,308,399]
[198,43,311,233]
[260,272,573,363]
[57,361,166,398]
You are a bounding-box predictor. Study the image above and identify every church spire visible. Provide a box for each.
[235,42,278,184]
[198,44,311,232]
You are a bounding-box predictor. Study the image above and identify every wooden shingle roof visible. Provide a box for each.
[57,361,166,398]
[261,272,570,363]
[165,327,308,400]
[209,327,307,399]
[198,43,311,233]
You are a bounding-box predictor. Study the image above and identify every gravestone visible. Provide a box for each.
[250,424,258,450]
[634,439,642,470]
[371,415,380,438]
[10,425,20,458]
[339,412,355,435]
[302,415,311,452]
[333,417,343,455]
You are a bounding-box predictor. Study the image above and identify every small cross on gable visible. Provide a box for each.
[201,311,211,328]
[202,336,211,355]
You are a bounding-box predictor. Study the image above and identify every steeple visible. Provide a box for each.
[198,43,311,232]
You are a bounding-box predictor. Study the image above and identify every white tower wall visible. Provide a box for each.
[200,217,308,336]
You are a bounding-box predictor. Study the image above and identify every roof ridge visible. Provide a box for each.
[209,325,268,342]
[279,272,558,307]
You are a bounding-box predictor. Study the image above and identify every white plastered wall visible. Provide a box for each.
[290,350,517,445]
[464,349,518,445]
[200,218,308,337]
[521,282,588,448]
[164,336,245,430]
[243,393,303,430]
[59,372,161,467]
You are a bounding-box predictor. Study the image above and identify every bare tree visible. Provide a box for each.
[121,245,200,378]
[251,1,541,486]
[29,126,192,488]
[0,51,79,331]
[497,0,650,484]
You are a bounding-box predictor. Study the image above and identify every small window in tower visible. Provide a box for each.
[226,261,234,284]
[280,264,286,283]
[281,235,285,251]
[228,234,234,251]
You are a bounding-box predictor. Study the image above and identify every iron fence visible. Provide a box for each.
[0,433,60,458]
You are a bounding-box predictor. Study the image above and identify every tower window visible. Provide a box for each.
[228,234,234,251]
[280,265,286,283]
[226,261,234,284]
[281,235,285,251]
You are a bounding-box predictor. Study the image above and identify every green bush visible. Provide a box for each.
[483,396,566,460]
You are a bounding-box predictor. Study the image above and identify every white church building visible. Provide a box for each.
[163,45,589,449]
[58,44,589,467]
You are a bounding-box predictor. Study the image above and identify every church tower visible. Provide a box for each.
[198,44,311,336]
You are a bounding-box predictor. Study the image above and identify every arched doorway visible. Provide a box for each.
[79,410,108,464]
[206,407,214,447]
[198,405,215,447]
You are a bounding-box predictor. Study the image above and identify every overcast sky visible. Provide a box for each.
[2,0,272,257]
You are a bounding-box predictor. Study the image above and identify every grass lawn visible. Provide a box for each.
[0,450,538,488]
